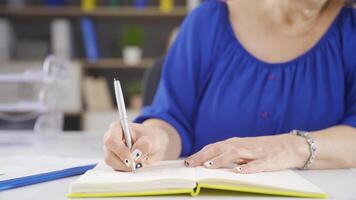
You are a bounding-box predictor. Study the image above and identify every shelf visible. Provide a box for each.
[0,101,48,113]
[1,58,155,69]
[80,58,155,69]
[0,70,54,83]
[0,6,187,18]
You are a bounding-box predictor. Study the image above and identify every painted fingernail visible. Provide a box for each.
[135,162,143,169]
[204,160,214,168]
[184,160,190,167]
[124,159,131,167]
[235,166,243,173]
[132,149,142,161]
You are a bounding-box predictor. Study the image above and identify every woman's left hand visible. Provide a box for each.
[184,134,310,173]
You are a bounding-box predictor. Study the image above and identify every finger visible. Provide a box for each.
[186,143,215,161]
[128,125,137,143]
[234,160,266,174]
[135,146,164,169]
[133,153,151,170]
[203,149,255,169]
[108,122,123,140]
[185,147,221,167]
[104,148,131,172]
[104,122,124,149]
[235,158,249,165]
[131,136,155,170]
[202,152,235,169]
[107,122,137,145]
[104,135,134,169]
[131,136,152,162]
[185,145,214,166]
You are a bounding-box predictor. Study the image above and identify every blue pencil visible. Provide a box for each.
[0,164,96,191]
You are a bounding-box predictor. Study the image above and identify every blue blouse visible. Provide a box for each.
[135,1,356,157]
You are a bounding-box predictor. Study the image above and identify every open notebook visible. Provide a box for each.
[67,160,327,198]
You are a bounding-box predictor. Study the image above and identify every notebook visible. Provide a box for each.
[67,160,327,198]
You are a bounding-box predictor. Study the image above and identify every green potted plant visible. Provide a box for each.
[121,26,144,65]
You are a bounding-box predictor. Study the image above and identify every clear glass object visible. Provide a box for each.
[0,55,69,135]
[34,55,69,135]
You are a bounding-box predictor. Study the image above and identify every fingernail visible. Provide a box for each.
[132,149,142,161]
[235,166,243,173]
[204,160,214,168]
[124,159,131,167]
[135,162,143,169]
[184,160,190,167]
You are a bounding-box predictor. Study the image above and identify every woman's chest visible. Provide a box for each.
[194,58,345,144]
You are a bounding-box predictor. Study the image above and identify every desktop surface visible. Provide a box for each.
[0,131,355,200]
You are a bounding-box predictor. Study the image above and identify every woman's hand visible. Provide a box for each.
[184,134,310,173]
[103,121,169,172]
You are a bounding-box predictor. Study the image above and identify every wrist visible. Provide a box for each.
[282,134,310,169]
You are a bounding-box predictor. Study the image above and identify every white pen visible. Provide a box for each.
[113,79,136,173]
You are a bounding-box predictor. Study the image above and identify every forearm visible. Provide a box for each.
[143,119,182,160]
[306,125,356,169]
[183,124,356,173]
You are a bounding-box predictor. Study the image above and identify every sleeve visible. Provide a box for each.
[340,8,356,128]
[134,3,218,156]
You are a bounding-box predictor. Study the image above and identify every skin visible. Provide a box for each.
[103,0,356,173]
[103,119,181,171]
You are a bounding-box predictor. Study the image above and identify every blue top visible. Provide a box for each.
[135,1,356,157]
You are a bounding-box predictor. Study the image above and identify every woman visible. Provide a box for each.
[103,0,356,173]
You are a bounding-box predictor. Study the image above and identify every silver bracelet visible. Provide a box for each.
[290,130,316,170]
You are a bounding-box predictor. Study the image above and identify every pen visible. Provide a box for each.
[114,79,136,173]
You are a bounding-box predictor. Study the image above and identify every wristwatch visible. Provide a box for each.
[290,130,316,170]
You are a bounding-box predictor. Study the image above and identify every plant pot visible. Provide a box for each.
[129,94,143,112]
[122,46,142,66]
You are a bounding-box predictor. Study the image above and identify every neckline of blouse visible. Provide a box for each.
[219,1,346,68]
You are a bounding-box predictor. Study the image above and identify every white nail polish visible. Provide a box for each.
[124,159,131,167]
[204,160,214,168]
[132,149,142,160]
[136,163,143,169]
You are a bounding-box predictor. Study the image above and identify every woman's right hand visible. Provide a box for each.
[103,121,169,172]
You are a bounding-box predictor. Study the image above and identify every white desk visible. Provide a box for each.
[1,131,356,200]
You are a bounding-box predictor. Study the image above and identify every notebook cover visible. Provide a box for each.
[198,183,328,199]
[66,188,194,198]
[66,182,328,199]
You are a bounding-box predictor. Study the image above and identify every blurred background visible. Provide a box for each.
[0,0,203,134]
